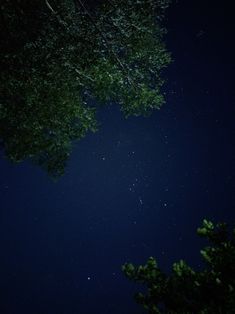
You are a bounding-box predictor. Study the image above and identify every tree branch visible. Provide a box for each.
[74,0,136,89]
[45,0,56,14]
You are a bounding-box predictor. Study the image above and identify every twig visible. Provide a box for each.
[45,0,56,14]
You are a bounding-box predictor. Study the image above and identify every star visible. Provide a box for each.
[196,29,205,38]
[139,198,143,205]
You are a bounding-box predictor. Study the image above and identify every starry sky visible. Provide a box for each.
[0,1,235,313]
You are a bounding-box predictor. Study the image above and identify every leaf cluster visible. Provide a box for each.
[122,220,235,313]
[0,0,171,176]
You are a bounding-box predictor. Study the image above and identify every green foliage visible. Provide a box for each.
[0,0,171,177]
[122,220,235,313]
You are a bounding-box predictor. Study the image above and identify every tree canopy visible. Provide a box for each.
[0,0,171,177]
[122,220,235,313]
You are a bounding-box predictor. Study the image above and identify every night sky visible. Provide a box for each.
[0,1,235,313]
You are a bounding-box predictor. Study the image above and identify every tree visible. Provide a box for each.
[0,0,171,177]
[122,220,235,313]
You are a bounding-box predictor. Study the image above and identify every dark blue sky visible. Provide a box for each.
[0,1,235,313]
